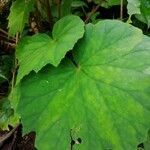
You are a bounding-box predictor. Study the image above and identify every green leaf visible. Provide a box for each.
[127,0,150,27]
[12,20,150,149]
[0,98,19,129]
[8,0,34,36]
[138,129,150,150]
[0,74,7,83]
[72,0,88,8]
[16,15,84,84]
[93,0,122,8]
[61,0,73,17]
[127,0,141,17]
[140,0,150,28]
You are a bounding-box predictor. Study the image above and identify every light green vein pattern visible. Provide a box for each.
[16,15,84,84]
[12,20,150,150]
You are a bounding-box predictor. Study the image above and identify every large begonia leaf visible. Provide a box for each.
[8,0,34,36]
[12,20,150,149]
[16,15,84,84]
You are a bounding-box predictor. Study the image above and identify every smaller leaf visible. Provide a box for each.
[8,0,34,36]
[72,0,88,8]
[16,15,84,84]
[93,0,123,8]
[0,74,7,83]
[0,98,19,129]
[127,0,141,17]
[140,0,150,28]
[127,0,150,27]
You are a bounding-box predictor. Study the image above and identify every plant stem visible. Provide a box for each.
[81,6,87,17]
[0,28,8,36]
[57,0,61,19]
[45,0,53,29]
[85,4,100,23]
[120,0,123,20]
[85,0,107,23]
[11,32,19,89]
[0,28,16,42]
[37,0,45,6]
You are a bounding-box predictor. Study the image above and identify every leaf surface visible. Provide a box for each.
[93,0,122,7]
[140,0,150,28]
[16,15,84,84]
[144,129,150,150]
[127,0,150,27]
[8,0,34,36]
[12,20,150,150]
[127,0,141,16]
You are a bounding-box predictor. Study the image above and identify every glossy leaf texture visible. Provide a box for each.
[8,0,35,36]
[11,20,150,150]
[16,15,84,84]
